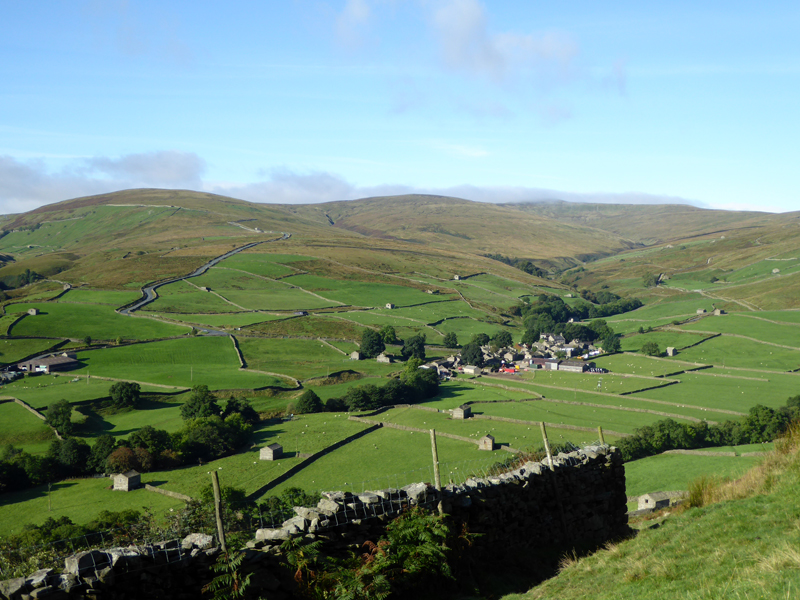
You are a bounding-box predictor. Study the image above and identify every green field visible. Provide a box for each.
[266,427,512,498]
[71,336,287,389]
[0,401,56,453]
[668,335,800,371]
[630,370,799,412]
[0,376,172,410]
[474,400,688,435]
[57,289,143,306]
[148,312,285,328]
[680,313,800,347]
[624,452,764,497]
[237,337,362,380]
[593,353,689,377]
[375,405,614,448]
[0,338,62,366]
[519,370,668,395]
[148,280,247,313]
[9,303,190,340]
[0,477,185,537]
[281,274,449,308]
[619,330,712,353]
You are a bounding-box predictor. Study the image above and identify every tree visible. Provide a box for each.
[460,342,483,366]
[471,333,490,346]
[46,400,74,436]
[109,381,141,410]
[223,396,259,424]
[360,329,386,359]
[640,341,661,357]
[127,426,172,458]
[492,330,513,349]
[292,389,323,414]
[643,273,659,288]
[88,434,117,473]
[401,334,426,361]
[602,334,621,353]
[56,438,91,475]
[325,397,347,412]
[443,332,459,348]
[106,447,140,473]
[83,336,92,346]
[379,325,397,344]
[180,385,221,421]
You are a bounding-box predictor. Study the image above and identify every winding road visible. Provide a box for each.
[118,233,290,335]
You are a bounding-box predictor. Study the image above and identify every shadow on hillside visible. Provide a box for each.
[429,383,474,401]
[0,481,78,507]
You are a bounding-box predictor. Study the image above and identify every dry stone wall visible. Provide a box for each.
[0,445,629,600]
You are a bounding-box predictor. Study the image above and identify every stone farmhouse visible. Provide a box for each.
[478,434,495,450]
[113,470,141,492]
[17,353,79,374]
[260,444,283,461]
[452,405,472,420]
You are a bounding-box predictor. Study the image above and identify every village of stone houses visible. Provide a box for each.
[1,192,799,599]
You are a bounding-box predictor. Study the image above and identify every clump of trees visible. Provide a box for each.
[298,360,440,414]
[640,341,661,357]
[482,253,546,277]
[360,329,386,358]
[0,385,261,495]
[617,397,800,461]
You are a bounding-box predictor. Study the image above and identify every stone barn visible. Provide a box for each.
[478,434,495,451]
[260,443,283,461]
[638,492,671,511]
[350,351,362,360]
[462,365,481,376]
[27,308,39,316]
[666,347,677,357]
[452,405,472,420]
[385,303,395,309]
[376,353,392,363]
[113,470,141,492]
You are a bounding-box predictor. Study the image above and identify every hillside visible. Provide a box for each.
[2,187,800,549]
[505,426,800,599]
[309,194,642,265]
[506,201,782,245]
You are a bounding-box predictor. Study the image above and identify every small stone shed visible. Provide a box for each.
[27,308,39,316]
[713,309,726,316]
[452,405,472,420]
[478,434,496,451]
[376,353,392,364]
[350,351,362,360]
[260,444,283,461]
[113,470,141,492]
[696,309,707,314]
[638,492,671,511]
[666,347,677,357]
[385,303,395,309]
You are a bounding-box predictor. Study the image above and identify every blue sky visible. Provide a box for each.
[1,1,798,214]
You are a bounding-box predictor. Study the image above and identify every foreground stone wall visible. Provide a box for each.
[0,445,628,599]
[253,444,629,554]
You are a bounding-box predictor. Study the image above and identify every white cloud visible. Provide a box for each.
[429,0,579,85]
[0,151,206,215]
[85,151,206,187]
[0,155,706,215]
[335,0,373,49]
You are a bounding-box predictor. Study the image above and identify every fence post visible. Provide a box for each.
[540,422,569,539]
[430,429,443,516]
[539,422,553,468]
[211,471,227,552]
[597,426,606,445]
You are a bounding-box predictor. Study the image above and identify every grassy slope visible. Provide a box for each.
[505,429,800,599]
